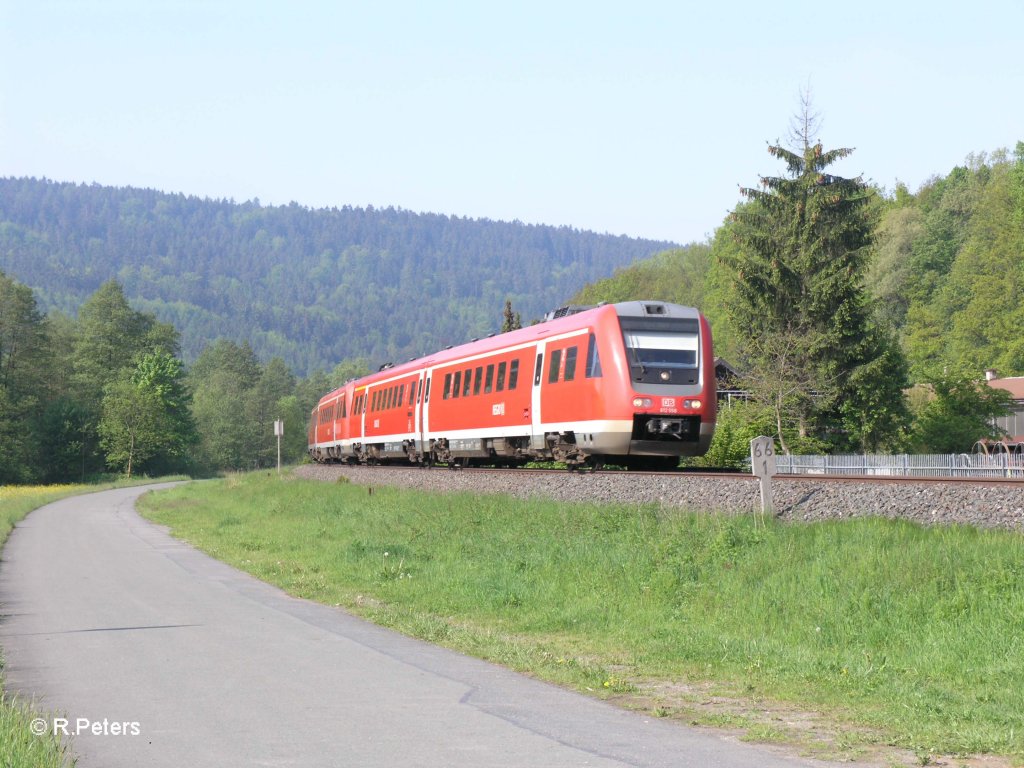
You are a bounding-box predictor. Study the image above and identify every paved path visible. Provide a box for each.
[0,485,838,767]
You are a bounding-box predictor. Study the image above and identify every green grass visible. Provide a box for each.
[139,471,1024,763]
[0,475,188,768]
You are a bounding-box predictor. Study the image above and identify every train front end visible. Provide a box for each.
[612,301,716,458]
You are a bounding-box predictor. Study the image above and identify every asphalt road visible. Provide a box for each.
[0,485,840,767]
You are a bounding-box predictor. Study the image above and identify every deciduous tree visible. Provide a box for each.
[911,367,1011,453]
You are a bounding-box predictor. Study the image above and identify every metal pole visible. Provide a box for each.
[274,419,283,476]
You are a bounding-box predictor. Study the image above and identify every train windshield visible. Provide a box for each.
[623,331,697,368]
[619,316,700,384]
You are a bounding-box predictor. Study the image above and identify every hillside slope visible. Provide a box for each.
[0,178,674,374]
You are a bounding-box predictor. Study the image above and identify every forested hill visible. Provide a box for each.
[0,177,674,374]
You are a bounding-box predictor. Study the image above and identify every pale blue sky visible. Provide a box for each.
[2,1,1022,243]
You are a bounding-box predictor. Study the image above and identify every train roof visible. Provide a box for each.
[315,301,702,406]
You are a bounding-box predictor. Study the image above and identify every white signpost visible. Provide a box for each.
[750,436,777,515]
[274,420,284,475]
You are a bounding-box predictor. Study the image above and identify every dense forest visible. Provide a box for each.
[0,178,672,375]
[0,275,344,483]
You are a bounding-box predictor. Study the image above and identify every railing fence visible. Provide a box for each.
[773,453,1024,478]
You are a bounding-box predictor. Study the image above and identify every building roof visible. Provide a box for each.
[988,377,1024,400]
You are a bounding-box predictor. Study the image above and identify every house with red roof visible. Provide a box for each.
[985,371,1024,446]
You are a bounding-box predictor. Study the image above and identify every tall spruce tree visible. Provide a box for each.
[724,100,909,451]
[501,299,522,333]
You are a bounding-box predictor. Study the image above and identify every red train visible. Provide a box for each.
[308,301,716,470]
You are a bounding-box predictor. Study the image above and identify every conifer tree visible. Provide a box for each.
[501,299,522,333]
[724,96,909,451]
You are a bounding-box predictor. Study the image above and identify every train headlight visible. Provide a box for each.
[632,397,653,408]
[659,371,671,381]
[683,399,702,409]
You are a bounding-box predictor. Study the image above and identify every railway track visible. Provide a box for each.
[329,462,1024,487]
[295,462,1024,531]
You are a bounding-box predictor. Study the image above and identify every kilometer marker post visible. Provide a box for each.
[750,436,777,517]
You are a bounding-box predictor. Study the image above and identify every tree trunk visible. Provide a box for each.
[127,431,134,479]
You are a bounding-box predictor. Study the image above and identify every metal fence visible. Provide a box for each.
[773,453,1024,479]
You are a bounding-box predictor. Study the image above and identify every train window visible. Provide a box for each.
[424,376,431,403]
[474,366,483,395]
[548,349,562,384]
[443,373,452,400]
[462,368,472,397]
[392,386,399,408]
[620,318,699,372]
[534,353,543,386]
[496,361,507,391]
[452,371,462,398]
[509,359,519,390]
[564,347,578,382]
[484,364,495,393]
[341,397,347,418]
[586,333,602,378]
[398,385,405,407]
[416,379,422,404]
[408,383,415,406]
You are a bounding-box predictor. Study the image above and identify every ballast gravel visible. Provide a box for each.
[293,464,1024,531]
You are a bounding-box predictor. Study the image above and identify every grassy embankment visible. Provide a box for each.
[0,477,186,768]
[140,472,1024,765]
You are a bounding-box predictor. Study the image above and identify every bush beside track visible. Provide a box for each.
[295,464,1024,531]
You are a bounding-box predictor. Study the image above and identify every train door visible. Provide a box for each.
[356,386,366,444]
[530,342,546,450]
[418,370,431,456]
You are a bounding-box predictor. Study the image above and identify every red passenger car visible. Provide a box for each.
[308,301,716,469]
